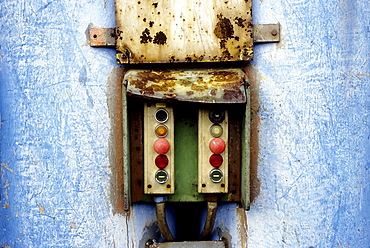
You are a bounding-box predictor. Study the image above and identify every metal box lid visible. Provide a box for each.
[115,0,253,64]
[147,241,226,248]
[124,68,248,103]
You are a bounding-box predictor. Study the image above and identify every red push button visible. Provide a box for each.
[155,155,169,169]
[154,138,170,154]
[209,154,223,167]
[209,138,226,154]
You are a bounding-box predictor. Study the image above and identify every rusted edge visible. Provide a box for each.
[253,24,280,43]
[240,85,251,210]
[199,202,218,240]
[226,105,242,202]
[125,69,247,104]
[156,202,175,241]
[122,83,131,211]
[89,28,116,47]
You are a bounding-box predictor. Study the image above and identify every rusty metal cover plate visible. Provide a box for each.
[115,0,253,64]
[124,68,247,103]
[148,241,226,248]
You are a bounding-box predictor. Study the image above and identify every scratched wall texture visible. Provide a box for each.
[248,0,370,247]
[0,0,369,248]
[0,0,133,246]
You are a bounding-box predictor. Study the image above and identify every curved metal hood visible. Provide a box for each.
[124,68,248,103]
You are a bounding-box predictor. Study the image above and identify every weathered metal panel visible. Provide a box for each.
[253,24,280,43]
[124,69,247,103]
[122,83,131,210]
[148,241,226,248]
[240,87,250,210]
[128,99,244,203]
[114,0,253,64]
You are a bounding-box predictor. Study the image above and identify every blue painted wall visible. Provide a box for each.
[249,1,370,247]
[1,0,369,247]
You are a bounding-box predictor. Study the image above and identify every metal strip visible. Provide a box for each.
[199,202,218,240]
[253,24,280,43]
[148,241,226,248]
[156,202,175,241]
[89,28,116,47]
[115,0,253,64]
[241,85,251,210]
[147,241,226,248]
[122,83,131,211]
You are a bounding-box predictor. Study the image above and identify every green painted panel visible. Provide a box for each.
[127,100,249,204]
[169,104,205,202]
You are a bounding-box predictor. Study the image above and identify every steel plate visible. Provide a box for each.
[115,0,253,64]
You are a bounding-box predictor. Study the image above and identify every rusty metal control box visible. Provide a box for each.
[115,0,253,64]
[90,0,279,243]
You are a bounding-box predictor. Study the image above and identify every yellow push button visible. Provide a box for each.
[155,124,168,137]
[210,124,223,137]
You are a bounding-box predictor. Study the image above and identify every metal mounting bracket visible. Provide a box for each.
[252,24,280,43]
[89,28,116,47]
[89,24,280,48]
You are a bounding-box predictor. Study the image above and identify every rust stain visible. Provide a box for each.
[163,93,178,98]
[1,163,15,174]
[39,204,45,214]
[214,14,234,39]
[213,14,241,61]
[208,70,241,81]
[223,84,243,101]
[220,40,227,49]
[126,69,246,103]
[221,50,232,60]
[130,70,177,95]
[89,28,116,47]
[153,31,167,45]
[140,28,152,43]
[107,67,128,214]
[116,0,253,63]
[235,17,247,28]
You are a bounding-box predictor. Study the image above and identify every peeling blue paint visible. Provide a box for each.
[1,0,370,247]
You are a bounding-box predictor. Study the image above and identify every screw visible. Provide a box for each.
[271,29,278,36]
[145,239,154,247]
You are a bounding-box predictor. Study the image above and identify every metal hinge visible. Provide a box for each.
[89,28,116,47]
[89,24,280,47]
[252,24,280,43]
